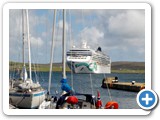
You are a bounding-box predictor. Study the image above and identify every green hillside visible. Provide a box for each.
[9,61,145,73]
[111,61,145,73]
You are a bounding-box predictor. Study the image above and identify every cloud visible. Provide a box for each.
[76,27,104,48]
[53,9,145,62]
[108,10,145,38]
[9,9,145,63]
[58,20,69,31]
[88,10,145,61]
[30,35,44,47]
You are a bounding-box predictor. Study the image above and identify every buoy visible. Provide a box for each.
[96,91,102,109]
[132,81,136,85]
[105,101,119,109]
[66,96,78,104]
[112,80,116,83]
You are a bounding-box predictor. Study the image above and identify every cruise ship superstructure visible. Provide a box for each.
[67,42,111,73]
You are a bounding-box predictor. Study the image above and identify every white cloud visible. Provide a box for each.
[9,9,145,63]
[92,10,145,60]
[78,27,104,47]
[58,20,69,31]
[30,35,44,47]
[108,10,145,38]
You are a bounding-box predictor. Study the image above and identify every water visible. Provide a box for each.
[10,71,145,109]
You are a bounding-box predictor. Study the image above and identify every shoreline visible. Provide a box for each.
[9,69,145,74]
[9,61,145,74]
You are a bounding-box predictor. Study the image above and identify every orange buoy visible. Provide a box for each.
[105,101,119,109]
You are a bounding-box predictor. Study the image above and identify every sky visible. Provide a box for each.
[9,9,145,63]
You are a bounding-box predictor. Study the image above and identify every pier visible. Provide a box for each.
[101,77,145,92]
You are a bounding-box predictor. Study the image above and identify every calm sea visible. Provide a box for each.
[10,71,145,109]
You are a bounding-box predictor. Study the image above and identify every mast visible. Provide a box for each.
[48,9,57,93]
[62,9,66,79]
[26,9,32,80]
[60,9,71,93]
[22,10,25,67]
[21,9,28,82]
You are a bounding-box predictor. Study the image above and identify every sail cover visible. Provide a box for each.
[60,78,72,92]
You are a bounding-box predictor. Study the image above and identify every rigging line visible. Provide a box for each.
[69,9,74,90]
[32,61,38,83]
[81,9,85,41]
[15,95,26,107]
[22,10,25,67]
[89,73,94,95]
[78,9,84,93]
[11,10,21,79]
[14,10,22,79]
[44,10,48,69]
[53,9,61,91]
[15,10,22,79]
[28,11,37,83]
[36,11,39,83]
[103,73,112,101]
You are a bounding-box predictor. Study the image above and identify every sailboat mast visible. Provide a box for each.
[21,9,27,82]
[48,9,57,93]
[62,9,66,79]
[26,9,32,80]
[22,10,25,67]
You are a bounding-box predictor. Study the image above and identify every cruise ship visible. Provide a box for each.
[67,42,111,73]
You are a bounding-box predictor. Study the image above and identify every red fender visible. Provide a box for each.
[96,100,102,108]
[105,101,119,109]
[96,91,103,108]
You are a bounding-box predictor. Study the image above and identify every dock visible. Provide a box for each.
[101,77,145,92]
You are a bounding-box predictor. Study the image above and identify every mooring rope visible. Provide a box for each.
[103,73,112,101]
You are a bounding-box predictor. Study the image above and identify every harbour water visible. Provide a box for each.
[10,71,145,109]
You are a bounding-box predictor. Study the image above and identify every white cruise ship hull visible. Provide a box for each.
[67,61,111,74]
[9,90,45,109]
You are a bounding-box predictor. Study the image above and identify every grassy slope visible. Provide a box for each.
[111,61,145,73]
[9,61,145,73]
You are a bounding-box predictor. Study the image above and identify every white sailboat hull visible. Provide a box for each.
[9,90,45,109]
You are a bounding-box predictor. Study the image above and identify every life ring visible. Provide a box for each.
[105,101,119,109]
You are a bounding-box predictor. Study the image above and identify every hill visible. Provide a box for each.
[111,61,144,73]
[9,61,145,73]
[111,61,145,70]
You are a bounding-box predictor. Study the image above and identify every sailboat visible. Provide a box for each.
[9,9,45,109]
[38,9,96,109]
[52,9,95,109]
[56,9,120,109]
